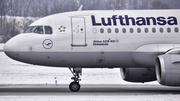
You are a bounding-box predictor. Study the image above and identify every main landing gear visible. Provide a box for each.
[69,67,82,92]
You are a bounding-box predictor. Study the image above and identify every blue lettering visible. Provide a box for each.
[91,15,178,26]
[102,18,111,26]
[112,15,117,25]
[125,15,136,26]
[118,16,126,25]
[168,17,178,25]
[136,17,146,26]
[157,17,166,25]
[91,15,101,26]
[146,17,156,25]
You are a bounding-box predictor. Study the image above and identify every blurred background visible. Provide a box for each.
[1,0,177,85]
[0,0,179,42]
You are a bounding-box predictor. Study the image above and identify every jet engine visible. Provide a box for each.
[120,68,156,83]
[156,52,180,86]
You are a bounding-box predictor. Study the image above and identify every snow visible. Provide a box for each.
[4,16,37,33]
[0,43,179,101]
[0,44,4,50]
[1,95,180,101]
[0,43,159,85]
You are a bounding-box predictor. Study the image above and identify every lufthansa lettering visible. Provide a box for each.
[91,15,178,26]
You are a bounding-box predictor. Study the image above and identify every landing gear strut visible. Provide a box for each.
[69,67,82,92]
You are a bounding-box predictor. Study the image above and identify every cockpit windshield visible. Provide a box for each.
[45,26,52,34]
[34,26,43,34]
[24,26,53,34]
[24,26,37,33]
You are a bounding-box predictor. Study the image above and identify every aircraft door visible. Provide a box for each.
[71,17,87,46]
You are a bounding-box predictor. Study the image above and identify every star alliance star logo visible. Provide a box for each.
[59,26,66,32]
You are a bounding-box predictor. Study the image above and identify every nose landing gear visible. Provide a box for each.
[69,82,80,92]
[69,67,82,92]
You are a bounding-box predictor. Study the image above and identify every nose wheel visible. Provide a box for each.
[69,82,80,92]
[69,67,82,92]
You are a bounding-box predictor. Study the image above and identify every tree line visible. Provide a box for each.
[0,0,177,42]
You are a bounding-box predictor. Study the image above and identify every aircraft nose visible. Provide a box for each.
[3,37,20,61]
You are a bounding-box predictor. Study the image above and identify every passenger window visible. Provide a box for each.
[137,28,141,33]
[100,28,104,33]
[145,28,148,33]
[24,26,36,33]
[115,28,119,33]
[175,27,179,33]
[160,28,163,33]
[45,26,52,34]
[107,28,111,33]
[130,28,133,33]
[122,28,126,33]
[92,28,97,34]
[34,26,44,34]
[167,28,171,33]
[152,28,156,33]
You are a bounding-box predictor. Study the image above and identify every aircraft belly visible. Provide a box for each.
[17,51,139,68]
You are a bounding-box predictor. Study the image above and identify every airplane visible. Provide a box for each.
[3,7,180,92]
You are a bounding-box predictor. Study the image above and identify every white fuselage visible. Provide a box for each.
[4,10,180,68]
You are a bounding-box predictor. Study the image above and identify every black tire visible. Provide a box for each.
[69,82,80,92]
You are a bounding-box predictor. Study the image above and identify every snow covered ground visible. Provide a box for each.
[1,95,180,101]
[1,43,180,101]
[0,43,159,85]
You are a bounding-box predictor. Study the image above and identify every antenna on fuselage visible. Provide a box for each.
[78,5,83,11]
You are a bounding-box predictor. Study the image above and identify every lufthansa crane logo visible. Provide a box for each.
[42,39,53,49]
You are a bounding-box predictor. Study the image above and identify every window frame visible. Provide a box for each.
[115,28,119,33]
[152,28,156,33]
[137,28,141,33]
[175,27,179,33]
[122,28,126,33]
[159,28,163,33]
[24,26,37,33]
[144,28,148,33]
[33,26,44,34]
[107,28,111,34]
[100,28,104,34]
[27,25,53,35]
[130,28,133,33]
[167,27,171,33]
[45,26,53,34]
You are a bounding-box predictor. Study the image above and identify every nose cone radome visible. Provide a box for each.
[4,37,20,61]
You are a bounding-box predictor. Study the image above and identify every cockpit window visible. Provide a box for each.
[34,26,44,34]
[24,26,37,33]
[24,26,53,34]
[45,26,52,34]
